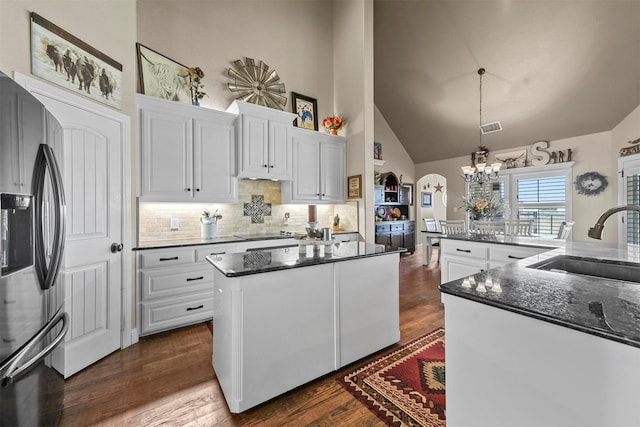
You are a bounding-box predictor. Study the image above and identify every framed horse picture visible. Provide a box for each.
[291,92,318,131]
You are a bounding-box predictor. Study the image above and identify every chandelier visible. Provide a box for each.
[461,68,501,184]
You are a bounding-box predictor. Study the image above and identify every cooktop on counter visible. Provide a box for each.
[233,230,303,240]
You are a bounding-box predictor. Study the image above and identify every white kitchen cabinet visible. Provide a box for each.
[137,94,237,202]
[488,244,548,269]
[440,239,489,283]
[227,100,297,180]
[443,294,640,427]
[0,83,45,193]
[281,128,346,204]
[440,239,551,283]
[334,232,359,242]
[137,242,238,336]
[211,249,400,413]
[335,255,399,366]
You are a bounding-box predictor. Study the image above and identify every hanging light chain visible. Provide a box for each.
[478,67,485,148]
[461,67,501,184]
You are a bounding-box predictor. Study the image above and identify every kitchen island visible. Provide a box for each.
[206,241,404,413]
[439,234,640,427]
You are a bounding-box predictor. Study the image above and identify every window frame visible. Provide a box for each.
[466,162,574,236]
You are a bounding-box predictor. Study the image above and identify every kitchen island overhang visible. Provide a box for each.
[206,241,405,413]
[439,235,640,427]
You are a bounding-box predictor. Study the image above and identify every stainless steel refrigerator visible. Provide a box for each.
[0,71,69,425]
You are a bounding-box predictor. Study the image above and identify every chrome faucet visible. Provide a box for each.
[588,205,640,239]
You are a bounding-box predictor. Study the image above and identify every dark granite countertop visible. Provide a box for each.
[133,230,359,251]
[439,239,640,348]
[206,241,405,277]
[133,236,246,250]
[437,231,563,249]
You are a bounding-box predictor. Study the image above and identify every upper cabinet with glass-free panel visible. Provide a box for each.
[0,72,57,195]
[227,100,297,180]
[281,127,346,204]
[137,94,238,203]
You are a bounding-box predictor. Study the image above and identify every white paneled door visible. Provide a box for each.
[16,73,130,378]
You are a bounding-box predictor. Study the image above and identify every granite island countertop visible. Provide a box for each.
[133,230,359,251]
[439,236,640,348]
[435,231,564,249]
[206,241,406,277]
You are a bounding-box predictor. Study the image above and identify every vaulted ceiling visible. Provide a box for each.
[373,0,640,164]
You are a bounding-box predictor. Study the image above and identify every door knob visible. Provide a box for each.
[111,243,123,253]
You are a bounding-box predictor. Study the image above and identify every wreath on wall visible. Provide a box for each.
[574,171,608,196]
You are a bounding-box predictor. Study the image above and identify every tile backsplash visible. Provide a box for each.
[138,180,358,243]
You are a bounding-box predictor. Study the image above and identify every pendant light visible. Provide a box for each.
[461,68,501,184]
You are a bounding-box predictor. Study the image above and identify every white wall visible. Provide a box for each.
[0,1,137,117]
[416,130,622,243]
[416,174,447,226]
[374,106,414,187]
[136,0,335,119]
[333,0,374,241]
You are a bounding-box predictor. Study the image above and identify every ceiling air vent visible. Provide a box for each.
[480,121,502,134]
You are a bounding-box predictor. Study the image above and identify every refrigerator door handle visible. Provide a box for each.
[33,144,66,290]
[0,309,68,387]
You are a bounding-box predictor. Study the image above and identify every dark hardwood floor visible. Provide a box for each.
[59,246,444,426]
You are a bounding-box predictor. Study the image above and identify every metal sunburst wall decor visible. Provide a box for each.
[227,57,287,110]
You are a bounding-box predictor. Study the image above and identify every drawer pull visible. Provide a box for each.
[186,305,204,311]
[159,256,179,261]
[186,276,204,282]
[210,252,226,256]
[2,338,16,343]
[507,255,525,260]
[456,248,471,253]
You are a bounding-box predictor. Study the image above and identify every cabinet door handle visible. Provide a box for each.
[456,248,471,253]
[196,188,200,192]
[159,256,179,261]
[269,165,274,168]
[263,164,268,168]
[507,255,525,260]
[185,188,191,192]
[186,276,204,282]
[186,305,204,311]
[210,251,226,256]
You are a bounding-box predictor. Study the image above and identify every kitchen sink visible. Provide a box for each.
[527,255,640,283]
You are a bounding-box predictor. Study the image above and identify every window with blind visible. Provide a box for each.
[625,172,640,244]
[465,163,572,237]
[516,176,566,237]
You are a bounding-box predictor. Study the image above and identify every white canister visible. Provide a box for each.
[200,218,217,240]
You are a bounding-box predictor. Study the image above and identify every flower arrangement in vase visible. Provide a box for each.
[188,66,206,106]
[462,190,507,221]
[323,115,345,135]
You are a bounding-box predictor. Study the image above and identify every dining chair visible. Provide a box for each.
[555,221,575,240]
[472,220,505,235]
[423,218,441,262]
[439,219,466,235]
[505,219,533,236]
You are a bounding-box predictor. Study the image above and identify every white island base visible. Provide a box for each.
[212,254,400,413]
[442,294,640,427]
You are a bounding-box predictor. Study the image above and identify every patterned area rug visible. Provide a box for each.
[337,328,446,426]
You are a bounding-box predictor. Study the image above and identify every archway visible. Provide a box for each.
[416,173,447,229]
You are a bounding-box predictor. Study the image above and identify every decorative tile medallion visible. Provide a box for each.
[243,195,272,224]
